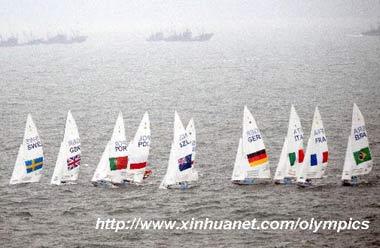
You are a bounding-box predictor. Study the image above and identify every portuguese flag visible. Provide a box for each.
[353,147,371,165]
[109,156,128,171]
[247,149,268,167]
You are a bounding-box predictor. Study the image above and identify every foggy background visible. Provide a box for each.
[1,0,379,36]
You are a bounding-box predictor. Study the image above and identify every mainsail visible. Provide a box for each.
[341,104,373,180]
[232,106,270,180]
[242,106,270,179]
[186,118,196,163]
[160,112,197,188]
[51,111,81,185]
[185,118,198,180]
[297,107,328,183]
[274,105,304,180]
[10,114,44,185]
[286,105,304,178]
[125,112,151,183]
[91,112,128,184]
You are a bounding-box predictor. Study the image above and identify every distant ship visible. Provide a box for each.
[147,29,213,42]
[0,32,87,47]
[43,33,87,44]
[0,36,19,47]
[362,24,380,36]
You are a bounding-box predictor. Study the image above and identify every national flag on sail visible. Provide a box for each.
[178,154,192,171]
[298,149,305,163]
[25,157,43,173]
[289,152,296,166]
[322,151,328,163]
[247,149,268,167]
[310,154,318,166]
[130,161,147,170]
[353,147,371,165]
[67,154,81,170]
[289,149,304,166]
[109,156,128,171]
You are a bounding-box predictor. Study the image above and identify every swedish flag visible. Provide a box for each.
[25,157,43,173]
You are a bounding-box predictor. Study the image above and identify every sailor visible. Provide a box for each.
[179,181,189,189]
[283,177,292,184]
[351,176,358,186]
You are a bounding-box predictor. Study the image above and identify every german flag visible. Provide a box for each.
[247,149,268,167]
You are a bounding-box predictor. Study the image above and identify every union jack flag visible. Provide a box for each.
[67,154,81,170]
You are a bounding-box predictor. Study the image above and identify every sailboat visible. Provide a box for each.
[274,105,305,184]
[159,112,198,189]
[297,107,328,187]
[10,114,44,185]
[91,112,128,187]
[231,106,270,185]
[51,111,81,185]
[342,103,373,186]
[123,112,151,184]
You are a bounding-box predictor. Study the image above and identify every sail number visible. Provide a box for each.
[115,141,128,152]
[293,128,304,141]
[314,128,327,143]
[246,129,262,142]
[354,126,367,141]
[26,136,42,150]
[138,135,151,147]
[179,133,190,148]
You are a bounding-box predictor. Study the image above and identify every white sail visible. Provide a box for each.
[242,106,270,179]
[285,105,304,178]
[274,137,288,180]
[51,142,67,185]
[10,114,44,185]
[91,112,128,184]
[159,142,177,189]
[231,138,246,181]
[342,136,354,180]
[91,142,110,182]
[126,112,151,183]
[349,103,372,176]
[297,107,328,182]
[186,118,196,162]
[185,118,198,180]
[51,111,81,185]
[160,112,196,188]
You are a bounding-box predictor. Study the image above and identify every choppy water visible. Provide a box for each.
[0,27,379,247]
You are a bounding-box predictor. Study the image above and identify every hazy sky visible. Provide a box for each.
[0,0,379,34]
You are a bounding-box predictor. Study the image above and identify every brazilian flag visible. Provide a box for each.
[353,147,372,165]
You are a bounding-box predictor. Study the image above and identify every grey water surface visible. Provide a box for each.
[0,27,379,247]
